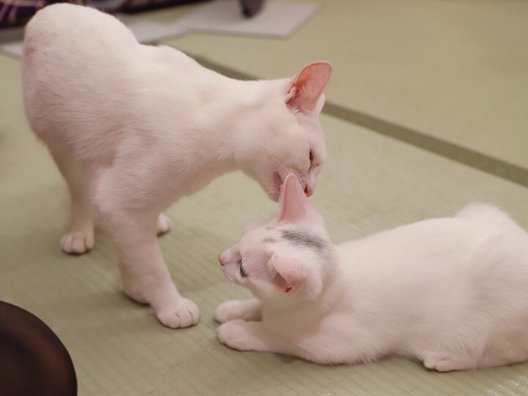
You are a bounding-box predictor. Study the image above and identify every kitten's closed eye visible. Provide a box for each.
[239,260,248,278]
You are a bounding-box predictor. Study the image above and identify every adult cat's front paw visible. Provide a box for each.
[156,298,200,329]
[60,230,94,254]
[217,320,255,351]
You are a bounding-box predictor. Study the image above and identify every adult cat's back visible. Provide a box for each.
[22,4,237,165]
[24,3,137,63]
[23,4,153,163]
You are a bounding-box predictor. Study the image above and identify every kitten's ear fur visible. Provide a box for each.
[278,174,310,223]
[286,61,333,113]
[271,254,306,292]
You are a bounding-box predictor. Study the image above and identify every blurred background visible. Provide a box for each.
[1,1,528,395]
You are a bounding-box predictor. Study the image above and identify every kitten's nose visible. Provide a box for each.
[304,184,313,197]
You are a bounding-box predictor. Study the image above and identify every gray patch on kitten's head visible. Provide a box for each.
[279,229,328,253]
[262,237,277,243]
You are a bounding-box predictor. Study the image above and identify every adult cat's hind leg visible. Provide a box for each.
[49,148,94,254]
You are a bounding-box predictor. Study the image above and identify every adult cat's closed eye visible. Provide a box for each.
[22,4,333,328]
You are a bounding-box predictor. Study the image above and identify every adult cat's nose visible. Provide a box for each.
[303,176,315,197]
[218,253,226,267]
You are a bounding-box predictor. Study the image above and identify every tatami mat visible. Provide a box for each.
[2,40,528,394]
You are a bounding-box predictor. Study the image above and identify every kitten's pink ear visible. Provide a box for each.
[278,174,310,223]
[271,254,306,292]
[286,61,333,113]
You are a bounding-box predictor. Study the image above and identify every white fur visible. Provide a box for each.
[216,175,528,371]
[22,4,332,328]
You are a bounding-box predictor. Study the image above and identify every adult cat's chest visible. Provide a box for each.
[148,147,233,205]
[174,167,225,198]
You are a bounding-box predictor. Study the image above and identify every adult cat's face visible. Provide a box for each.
[218,174,334,302]
[248,102,326,201]
[241,62,332,201]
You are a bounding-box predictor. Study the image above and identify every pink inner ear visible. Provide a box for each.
[271,254,305,291]
[286,61,333,112]
[278,174,309,223]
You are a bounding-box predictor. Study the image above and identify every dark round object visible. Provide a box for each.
[0,301,77,396]
[240,0,265,17]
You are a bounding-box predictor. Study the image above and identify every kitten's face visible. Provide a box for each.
[241,62,332,201]
[218,174,334,303]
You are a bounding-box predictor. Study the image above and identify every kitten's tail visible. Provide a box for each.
[456,202,522,232]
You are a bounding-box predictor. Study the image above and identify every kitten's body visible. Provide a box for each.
[22,4,332,328]
[216,176,528,371]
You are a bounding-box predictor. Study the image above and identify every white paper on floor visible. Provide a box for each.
[1,40,23,57]
[0,0,318,57]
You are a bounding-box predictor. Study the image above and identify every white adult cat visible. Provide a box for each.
[216,174,528,371]
[22,4,332,328]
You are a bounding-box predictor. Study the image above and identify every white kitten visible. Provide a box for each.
[22,4,332,328]
[216,174,528,371]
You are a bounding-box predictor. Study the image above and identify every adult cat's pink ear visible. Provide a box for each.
[278,174,309,223]
[271,254,306,292]
[286,61,333,113]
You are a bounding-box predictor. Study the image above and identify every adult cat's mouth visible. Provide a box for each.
[271,172,282,201]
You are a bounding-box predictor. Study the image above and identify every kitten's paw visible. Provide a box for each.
[214,299,262,323]
[157,214,172,236]
[423,353,470,372]
[60,230,94,255]
[156,298,200,329]
[217,320,254,351]
[214,300,244,323]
